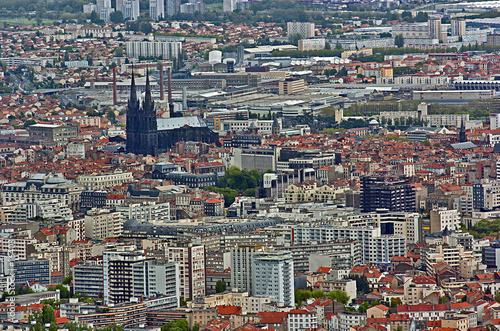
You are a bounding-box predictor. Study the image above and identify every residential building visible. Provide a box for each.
[149,0,164,20]
[117,0,140,20]
[126,41,182,59]
[84,208,124,240]
[230,245,263,294]
[429,208,460,233]
[252,250,295,307]
[164,242,206,299]
[287,22,315,39]
[287,310,317,331]
[73,261,104,298]
[361,176,415,213]
[76,170,133,190]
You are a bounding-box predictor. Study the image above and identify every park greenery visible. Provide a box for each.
[205,166,273,206]
[467,219,500,238]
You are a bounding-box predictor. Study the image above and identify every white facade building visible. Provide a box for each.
[149,0,165,20]
[126,41,182,59]
[252,250,294,307]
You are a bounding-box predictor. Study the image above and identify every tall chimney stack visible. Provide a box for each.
[168,66,172,104]
[112,66,117,106]
[159,63,165,101]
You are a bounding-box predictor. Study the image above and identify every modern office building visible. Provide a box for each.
[252,250,294,307]
[360,176,416,213]
[13,259,50,286]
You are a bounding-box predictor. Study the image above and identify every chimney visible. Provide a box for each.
[182,86,187,110]
[159,63,165,101]
[168,66,172,104]
[112,66,117,106]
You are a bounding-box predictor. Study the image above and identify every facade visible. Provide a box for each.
[428,18,441,39]
[230,246,263,294]
[117,202,170,224]
[76,170,133,190]
[287,22,315,39]
[361,176,415,213]
[252,250,294,307]
[73,261,104,298]
[96,0,113,22]
[430,208,460,233]
[278,79,307,95]
[298,39,325,51]
[293,226,406,264]
[166,0,181,16]
[1,173,84,211]
[117,0,140,20]
[451,18,466,36]
[13,259,50,286]
[164,242,206,299]
[84,208,124,240]
[126,41,182,59]
[287,310,317,331]
[28,123,79,143]
[149,0,164,20]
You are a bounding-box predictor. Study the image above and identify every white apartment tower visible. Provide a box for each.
[252,250,294,307]
[150,0,165,20]
[117,0,140,20]
[428,18,441,40]
[230,246,263,294]
[451,18,466,37]
[287,22,315,39]
[97,0,114,22]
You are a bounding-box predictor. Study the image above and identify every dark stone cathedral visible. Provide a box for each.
[126,72,219,156]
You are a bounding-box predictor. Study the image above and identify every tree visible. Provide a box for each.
[495,291,500,303]
[42,305,56,324]
[439,295,449,304]
[288,33,302,46]
[395,34,404,48]
[358,301,370,313]
[328,290,350,304]
[107,110,116,124]
[24,119,37,128]
[114,47,124,57]
[350,275,370,294]
[311,290,326,298]
[215,280,226,293]
[161,319,190,331]
[62,275,72,285]
[390,297,402,307]
[110,10,124,23]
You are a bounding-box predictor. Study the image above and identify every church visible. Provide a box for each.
[126,72,219,156]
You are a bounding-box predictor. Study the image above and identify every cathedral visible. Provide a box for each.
[126,72,219,156]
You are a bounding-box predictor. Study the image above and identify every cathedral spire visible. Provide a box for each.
[142,69,154,115]
[459,117,466,143]
[129,66,138,106]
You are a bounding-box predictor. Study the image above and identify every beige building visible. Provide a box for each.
[77,170,134,190]
[429,208,460,233]
[278,79,307,95]
[284,181,347,204]
[188,290,271,313]
[442,316,468,331]
[84,208,124,240]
